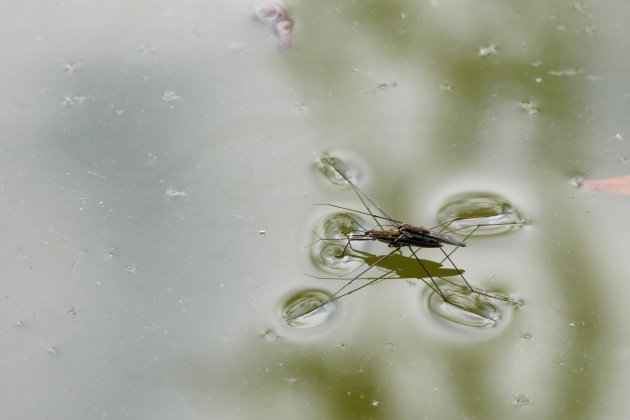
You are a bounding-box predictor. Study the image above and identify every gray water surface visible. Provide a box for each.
[2,1,630,419]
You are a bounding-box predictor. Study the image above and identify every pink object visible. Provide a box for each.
[576,175,630,195]
[253,0,294,52]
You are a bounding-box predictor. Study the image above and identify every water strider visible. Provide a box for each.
[286,156,525,323]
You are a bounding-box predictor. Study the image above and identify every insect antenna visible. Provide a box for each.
[314,203,401,226]
[321,157,399,229]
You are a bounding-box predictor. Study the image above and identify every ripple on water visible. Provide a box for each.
[428,286,500,328]
[280,289,337,329]
[317,153,363,186]
[421,283,519,336]
[436,192,525,236]
[311,212,366,272]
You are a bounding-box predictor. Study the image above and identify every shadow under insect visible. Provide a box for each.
[310,248,464,289]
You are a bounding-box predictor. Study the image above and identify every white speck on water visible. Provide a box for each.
[166,189,189,197]
[162,91,181,102]
[285,377,298,385]
[261,328,279,341]
[520,331,533,339]
[584,25,597,34]
[292,102,308,115]
[549,68,582,77]
[139,44,157,54]
[478,44,497,57]
[126,265,137,274]
[371,400,380,407]
[439,83,453,91]
[615,133,624,140]
[63,62,82,74]
[62,94,86,106]
[257,230,267,236]
[519,100,539,114]
[87,170,107,179]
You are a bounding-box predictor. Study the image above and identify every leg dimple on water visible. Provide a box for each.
[280,289,337,328]
[436,192,526,236]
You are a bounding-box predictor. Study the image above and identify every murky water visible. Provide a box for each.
[2,0,630,419]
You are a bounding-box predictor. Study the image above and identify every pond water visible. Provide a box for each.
[2,1,630,419]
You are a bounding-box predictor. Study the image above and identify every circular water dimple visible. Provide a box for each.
[311,212,365,272]
[317,154,362,186]
[317,242,354,269]
[428,288,499,328]
[281,289,337,328]
[323,213,361,238]
[436,192,525,236]
[422,284,518,332]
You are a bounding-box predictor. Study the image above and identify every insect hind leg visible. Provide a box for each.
[439,247,519,306]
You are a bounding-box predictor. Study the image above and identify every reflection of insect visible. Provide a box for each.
[288,156,522,322]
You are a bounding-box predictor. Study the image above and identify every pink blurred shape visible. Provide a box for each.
[253,0,294,52]
[576,175,630,195]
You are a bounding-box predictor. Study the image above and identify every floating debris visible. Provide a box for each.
[576,175,630,195]
[253,0,295,52]
[478,44,497,57]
